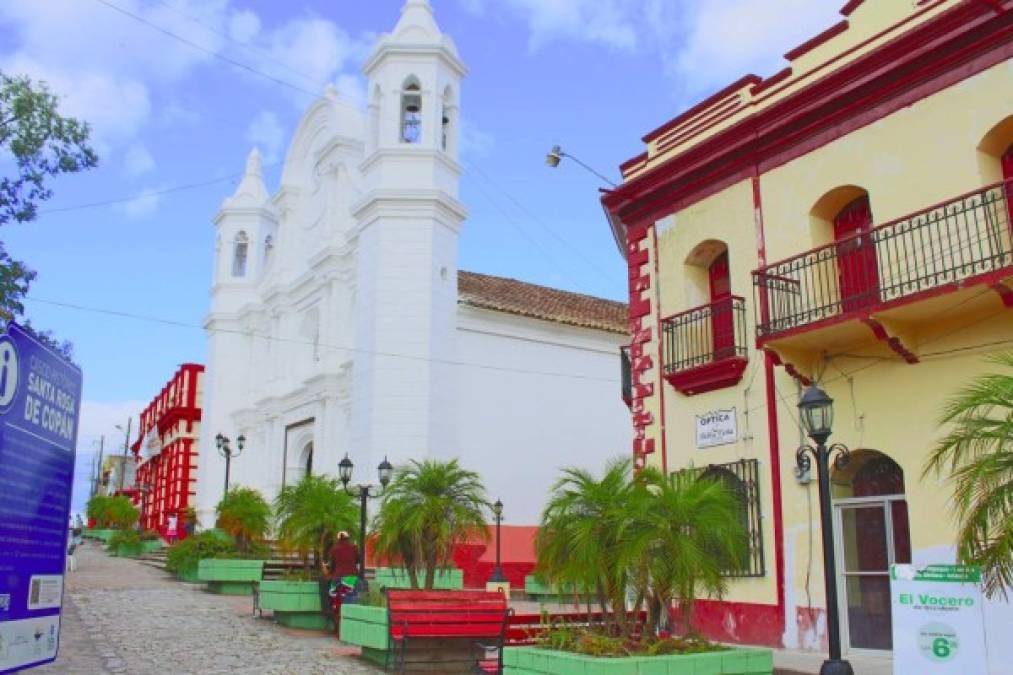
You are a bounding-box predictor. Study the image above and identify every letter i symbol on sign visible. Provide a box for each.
[0,338,19,412]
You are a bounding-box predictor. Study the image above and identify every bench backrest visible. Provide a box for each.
[385,589,510,640]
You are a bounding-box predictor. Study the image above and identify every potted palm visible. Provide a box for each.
[340,459,487,660]
[503,459,774,675]
[258,475,358,630]
[197,487,271,595]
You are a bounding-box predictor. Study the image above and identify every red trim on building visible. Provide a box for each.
[676,599,784,647]
[606,2,1011,229]
[861,318,919,363]
[784,20,849,61]
[840,0,866,18]
[751,68,793,96]
[620,152,648,174]
[664,357,749,396]
[642,75,762,144]
[650,226,668,473]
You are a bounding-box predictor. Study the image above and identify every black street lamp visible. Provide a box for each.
[796,385,853,675]
[488,499,506,584]
[215,433,245,495]
[339,453,394,593]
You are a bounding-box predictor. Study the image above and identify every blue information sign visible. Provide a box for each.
[0,322,82,673]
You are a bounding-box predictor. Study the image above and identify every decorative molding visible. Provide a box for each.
[664,357,749,396]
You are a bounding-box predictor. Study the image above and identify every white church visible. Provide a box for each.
[195,0,630,526]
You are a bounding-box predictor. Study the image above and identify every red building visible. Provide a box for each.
[130,364,204,538]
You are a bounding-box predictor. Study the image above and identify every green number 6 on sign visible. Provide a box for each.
[933,637,951,658]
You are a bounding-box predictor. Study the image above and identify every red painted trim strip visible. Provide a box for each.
[654,97,743,155]
[840,0,865,17]
[751,68,794,96]
[620,152,648,173]
[784,20,849,61]
[642,75,762,143]
[651,225,668,473]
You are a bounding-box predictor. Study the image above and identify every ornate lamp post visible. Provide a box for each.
[796,385,853,675]
[487,499,507,588]
[215,433,245,495]
[339,453,394,593]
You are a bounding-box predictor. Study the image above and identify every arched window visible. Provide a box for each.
[263,235,274,267]
[401,76,422,144]
[232,231,249,277]
[810,186,876,314]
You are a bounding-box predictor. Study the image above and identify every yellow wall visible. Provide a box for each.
[639,52,1013,637]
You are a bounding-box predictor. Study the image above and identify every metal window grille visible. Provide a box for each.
[620,345,632,405]
[686,458,765,578]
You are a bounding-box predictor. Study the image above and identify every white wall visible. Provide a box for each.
[454,306,631,525]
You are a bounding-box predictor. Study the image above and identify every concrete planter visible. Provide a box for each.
[503,646,774,675]
[339,604,392,667]
[139,539,164,554]
[197,559,265,595]
[374,567,463,590]
[258,580,329,631]
[111,543,142,557]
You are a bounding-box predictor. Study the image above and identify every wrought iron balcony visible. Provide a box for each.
[753,181,1013,341]
[662,296,748,396]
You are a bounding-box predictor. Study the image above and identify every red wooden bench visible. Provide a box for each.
[384,589,513,674]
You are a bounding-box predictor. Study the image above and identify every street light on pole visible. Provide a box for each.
[115,418,132,494]
[215,433,245,495]
[339,454,394,593]
[545,144,618,187]
[486,499,509,594]
[796,385,854,675]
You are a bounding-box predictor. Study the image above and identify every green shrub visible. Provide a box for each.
[215,487,271,554]
[107,529,141,551]
[104,496,139,530]
[86,495,112,527]
[165,531,238,574]
[274,474,357,577]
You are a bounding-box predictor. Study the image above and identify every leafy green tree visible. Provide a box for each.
[1,71,97,333]
[372,459,489,589]
[103,495,139,530]
[215,487,271,555]
[274,475,358,577]
[630,468,747,634]
[86,495,112,527]
[924,352,1013,598]
[536,458,634,634]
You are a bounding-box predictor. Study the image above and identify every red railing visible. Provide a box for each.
[753,181,1012,339]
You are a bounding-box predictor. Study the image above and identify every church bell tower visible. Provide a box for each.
[350,0,467,470]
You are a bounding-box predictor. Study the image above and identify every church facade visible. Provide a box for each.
[195,0,629,527]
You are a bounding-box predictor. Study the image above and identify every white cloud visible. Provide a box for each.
[123,143,155,177]
[668,0,842,95]
[228,9,261,43]
[246,110,285,163]
[78,399,146,448]
[462,0,639,52]
[334,73,366,108]
[116,187,163,220]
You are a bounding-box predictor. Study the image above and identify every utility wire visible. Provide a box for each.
[24,296,622,385]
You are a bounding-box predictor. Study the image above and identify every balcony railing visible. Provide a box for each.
[753,181,1013,340]
[662,296,748,375]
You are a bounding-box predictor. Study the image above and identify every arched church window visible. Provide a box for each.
[302,442,314,478]
[263,235,274,267]
[232,231,249,277]
[401,77,422,144]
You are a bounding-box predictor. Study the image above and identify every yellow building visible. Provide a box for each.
[603,0,1012,659]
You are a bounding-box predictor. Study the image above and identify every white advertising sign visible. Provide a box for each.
[695,408,737,448]
[891,564,987,675]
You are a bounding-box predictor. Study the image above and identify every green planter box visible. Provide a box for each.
[524,576,591,600]
[374,567,463,590]
[340,604,389,651]
[503,646,773,675]
[86,529,117,542]
[259,580,329,631]
[198,559,265,595]
[111,543,142,557]
[139,539,164,554]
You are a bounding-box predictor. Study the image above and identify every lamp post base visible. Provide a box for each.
[819,659,854,675]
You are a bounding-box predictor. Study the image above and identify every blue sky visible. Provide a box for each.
[0,0,843,510]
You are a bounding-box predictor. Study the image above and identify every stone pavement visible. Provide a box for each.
[34,541,380,674]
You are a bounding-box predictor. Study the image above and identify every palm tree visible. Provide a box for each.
[372,459,489,589]
[629,467,747,635]
[274,475,358,577]
[215,487,271,555]
[536,458,634,634]
[924,352,1013,598]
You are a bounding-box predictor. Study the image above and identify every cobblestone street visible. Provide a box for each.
[35,542,380,674]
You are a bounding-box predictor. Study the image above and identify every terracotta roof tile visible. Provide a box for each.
[458,270,627,334]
